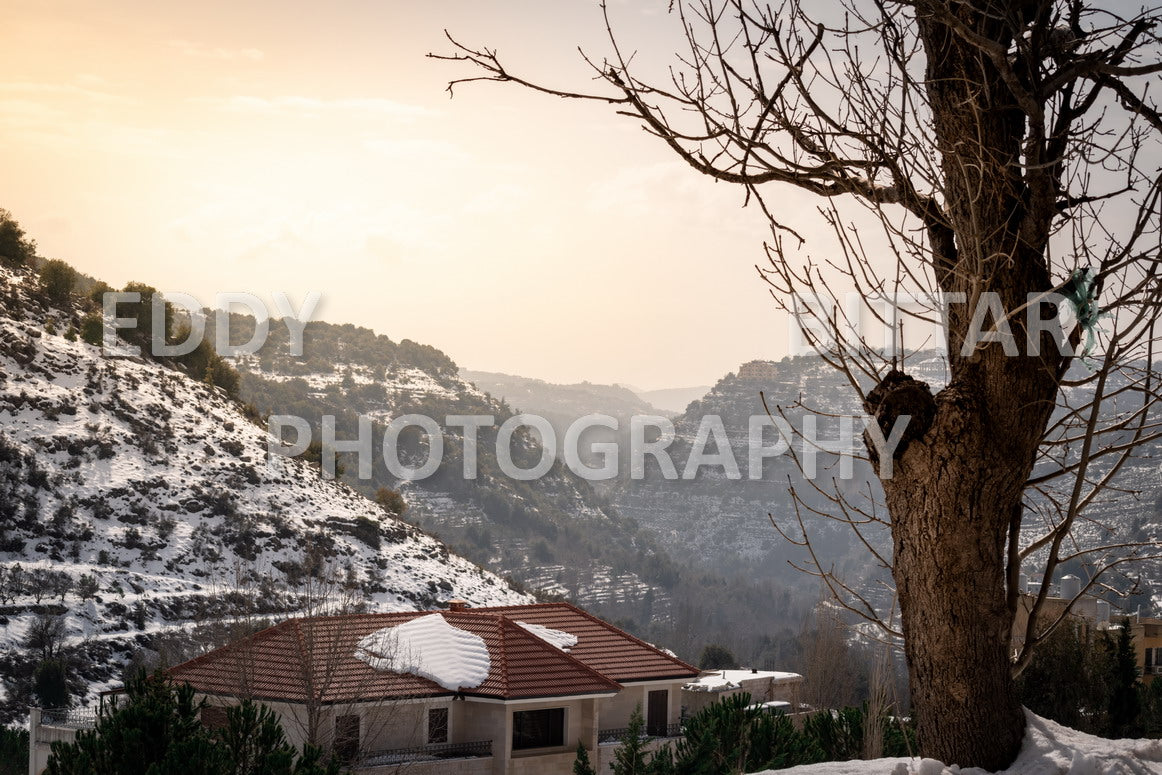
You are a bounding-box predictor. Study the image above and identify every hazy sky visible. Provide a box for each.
[2,1,838,390]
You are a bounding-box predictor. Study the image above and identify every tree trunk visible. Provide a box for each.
[874,3,1068,768]
[884,384,1033,769]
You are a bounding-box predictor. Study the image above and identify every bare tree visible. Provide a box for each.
[249,559,424,767]
[797,602,868,712]
[434,1,1162,767]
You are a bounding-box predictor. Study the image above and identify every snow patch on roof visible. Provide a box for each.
[516,621,578,651]
[355,613,490,691]
[684,669,803,692]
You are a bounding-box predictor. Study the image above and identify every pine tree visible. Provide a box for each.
[1106,620,1143,738]
[0,209,36,267]
[698,644,739,670]
[38,259,77,305]
[612,706,649,775]
[0,728,28,775]
[572,742,597,775]
[32,659,69,709]
[80,314,103,347]
[1141,677,1162,738]
[648,744,676,775]
[45,672,340,775]
[1015,620,1107,734]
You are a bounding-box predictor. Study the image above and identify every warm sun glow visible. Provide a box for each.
[0,0,823,389]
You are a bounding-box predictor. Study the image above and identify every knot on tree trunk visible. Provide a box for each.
[863,369,936,464]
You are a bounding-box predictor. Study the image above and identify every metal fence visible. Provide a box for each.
[39,708,98,729]
[360,739,492,766]
[597,722,683,744]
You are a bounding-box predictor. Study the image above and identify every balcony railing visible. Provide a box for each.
[360,739,492,766]
[598,723,683,744]
[40,708,98,729]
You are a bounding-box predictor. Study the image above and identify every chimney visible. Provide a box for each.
[448,599,467,612]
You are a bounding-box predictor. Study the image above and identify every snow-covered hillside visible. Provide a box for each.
[227,314,678,622]
[0,264,530,713]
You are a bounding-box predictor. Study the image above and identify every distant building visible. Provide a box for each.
[1010,574,1109,654]
[1131,617,1162,685]
[737,361,779,382]
[681,669,803,717]
[1011,573,1162,685]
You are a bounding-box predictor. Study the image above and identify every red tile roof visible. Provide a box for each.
[166,603,696,704]
[486,602,699,683]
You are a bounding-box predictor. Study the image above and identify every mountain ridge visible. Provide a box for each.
[0,261,530,719]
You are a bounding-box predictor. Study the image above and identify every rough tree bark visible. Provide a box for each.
[436,0,1162,768]
[877,4,1063,764]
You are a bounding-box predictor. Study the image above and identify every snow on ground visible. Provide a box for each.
[355,613,490,691]
[752,711,1162,775]
[0,264,531,710]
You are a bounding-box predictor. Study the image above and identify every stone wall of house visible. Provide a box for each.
[28,708,93,775]
[597,682,683,730]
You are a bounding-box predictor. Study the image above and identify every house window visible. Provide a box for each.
[428,707,449,744]
[512,708,565,750]
[200,706,227,730]
[334,714,360,763]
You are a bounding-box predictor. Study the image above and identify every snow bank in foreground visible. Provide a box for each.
[752,711,1162,775]
[355,614,491,691]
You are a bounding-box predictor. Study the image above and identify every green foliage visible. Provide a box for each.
[92,286,242,398]
[673,693,758,774]
[171,330,242,399]
[573,742,597,775]
[799,706,863,762]
[1141,676,1162,737]
[612,706,650,775]
[215,702,299,774]
[33,659,70,708]
[39,259,78,305]
[202,353,241,398]
[1106,620,1143,738]
[327,517,381,550]
[374,487,407,516]
[881,714,917,758]
[45,672,342,775]
[671,693,808,775]
[648,745,676,775]
[80,315,103,346]
[1016,620,1108,732]
[663,694,913,775]
[76,574,99,601]
[46,673,211,775]
[116,282,170,354]
[87,281,112,309]
[698,644,739,670]
[0,727,28,775]
[0,209,36,267]
[397,339,457,378]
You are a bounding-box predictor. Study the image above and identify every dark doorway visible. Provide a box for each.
[647,690,668,736]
